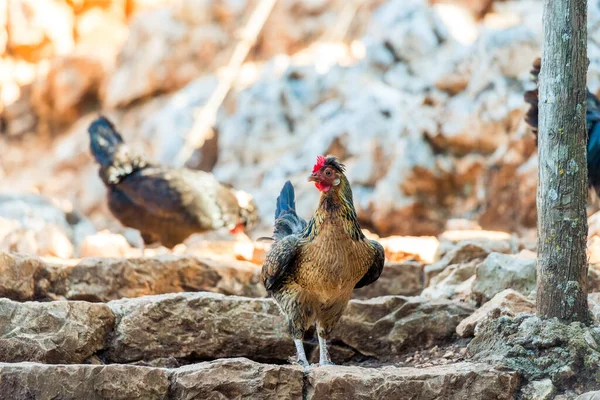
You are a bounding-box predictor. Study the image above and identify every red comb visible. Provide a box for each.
[312,156,326,173]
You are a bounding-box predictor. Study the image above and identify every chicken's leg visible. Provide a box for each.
[294,339,309,368]
[317,334,334,366]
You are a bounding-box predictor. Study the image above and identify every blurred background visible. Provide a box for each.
[1,0,598,261]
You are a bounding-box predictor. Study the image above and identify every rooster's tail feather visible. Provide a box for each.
[272,181,307,241]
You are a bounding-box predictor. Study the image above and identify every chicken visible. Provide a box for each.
[524,58,600,195]
[88,116,259,248]
[261,156,385,367]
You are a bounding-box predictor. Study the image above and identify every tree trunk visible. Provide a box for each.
[537,0,590,323]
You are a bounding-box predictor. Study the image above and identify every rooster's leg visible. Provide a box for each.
[317,334,334,366]
[294,339,309,367]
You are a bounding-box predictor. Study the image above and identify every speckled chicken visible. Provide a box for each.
[88,116,258,248]
[525,58,600,195]
[262,156,385,367]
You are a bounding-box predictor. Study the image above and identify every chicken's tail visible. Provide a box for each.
[88,116,147,185]
[259,181,307,242]
[524,57,541,144]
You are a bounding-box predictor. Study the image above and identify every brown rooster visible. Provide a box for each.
[262,156,385,367]
[88,116,258,249]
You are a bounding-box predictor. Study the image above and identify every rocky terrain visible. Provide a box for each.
[2,0,600,399]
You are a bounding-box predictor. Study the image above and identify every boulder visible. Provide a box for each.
[425,238,512,282]
[421,261,476,300]
[332,296,474,358]
[471,251,537,304]
[456,289,535,338]
[0,362,168,400]
[0,252,41,300]
[170,358,304,400]
[306,362,520,400]
[0,298,114,363]
[521,379,556,400]
[105,292,291,364]
[36,255,265,302]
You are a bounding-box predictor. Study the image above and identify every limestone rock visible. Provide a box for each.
[106,292,291,363]
[0,194,95,258]
[352,261,424,299]
[0,252,41,300]
[0,298,114,363]
[102,1,249,108]
[425,238,512,282]
[332,296,474,358]
[0,362,168,400]
[37,255,266,302]
[422,261,476,300]
[105,292,474,363]
[378,236,439,263]
[307,362,520,400]
[456,289,535,338]
[78,231,133,258]
[578,392,600,400]
[471,251,537,304]
[170,358,304,400]
[521,379,556,400]
[6,0,75,61]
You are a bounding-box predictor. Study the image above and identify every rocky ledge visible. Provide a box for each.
[0,358,519,400]
[0,292,473,365]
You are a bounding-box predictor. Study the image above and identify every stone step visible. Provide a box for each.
[1,252,424,303]
[0,292,474,365]
[0,358,519,400]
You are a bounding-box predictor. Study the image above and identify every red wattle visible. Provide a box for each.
[315,182,330,192]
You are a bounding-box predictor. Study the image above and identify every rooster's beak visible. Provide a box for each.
[308,173,319,182]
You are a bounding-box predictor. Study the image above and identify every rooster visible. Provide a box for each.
[524,58,600,195]
[88,116,259,249]
[262,156,385,367]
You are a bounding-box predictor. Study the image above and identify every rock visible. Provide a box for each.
[78,230,133,258]
[378,236,439,263]
[0,194,94,258]
[0,362,169,400]
[521,379,556,400]
[353,261,424,299]
[425,238,512,282]
[478,137,537,231]
[102,1,249,108]
[421,261,476,300]
[105,292,474,364]
[105,292,291,364]
[456,289,535,338]
[306,362,520,400]
[0,252,41,300]
[6,0,75,61]
[36,254,266,302]
[578,392,600,400]
[471,251,537,304]
[0,298,114,363]
[170,358,304,400]
[589,293,600,322]
[468,314,600,389]
[332,296,474,358]
[32,55,104,125]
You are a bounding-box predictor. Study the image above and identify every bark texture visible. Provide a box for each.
[537,0,590,322]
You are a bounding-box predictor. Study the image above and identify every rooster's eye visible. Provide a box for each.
[325,170,332,176]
